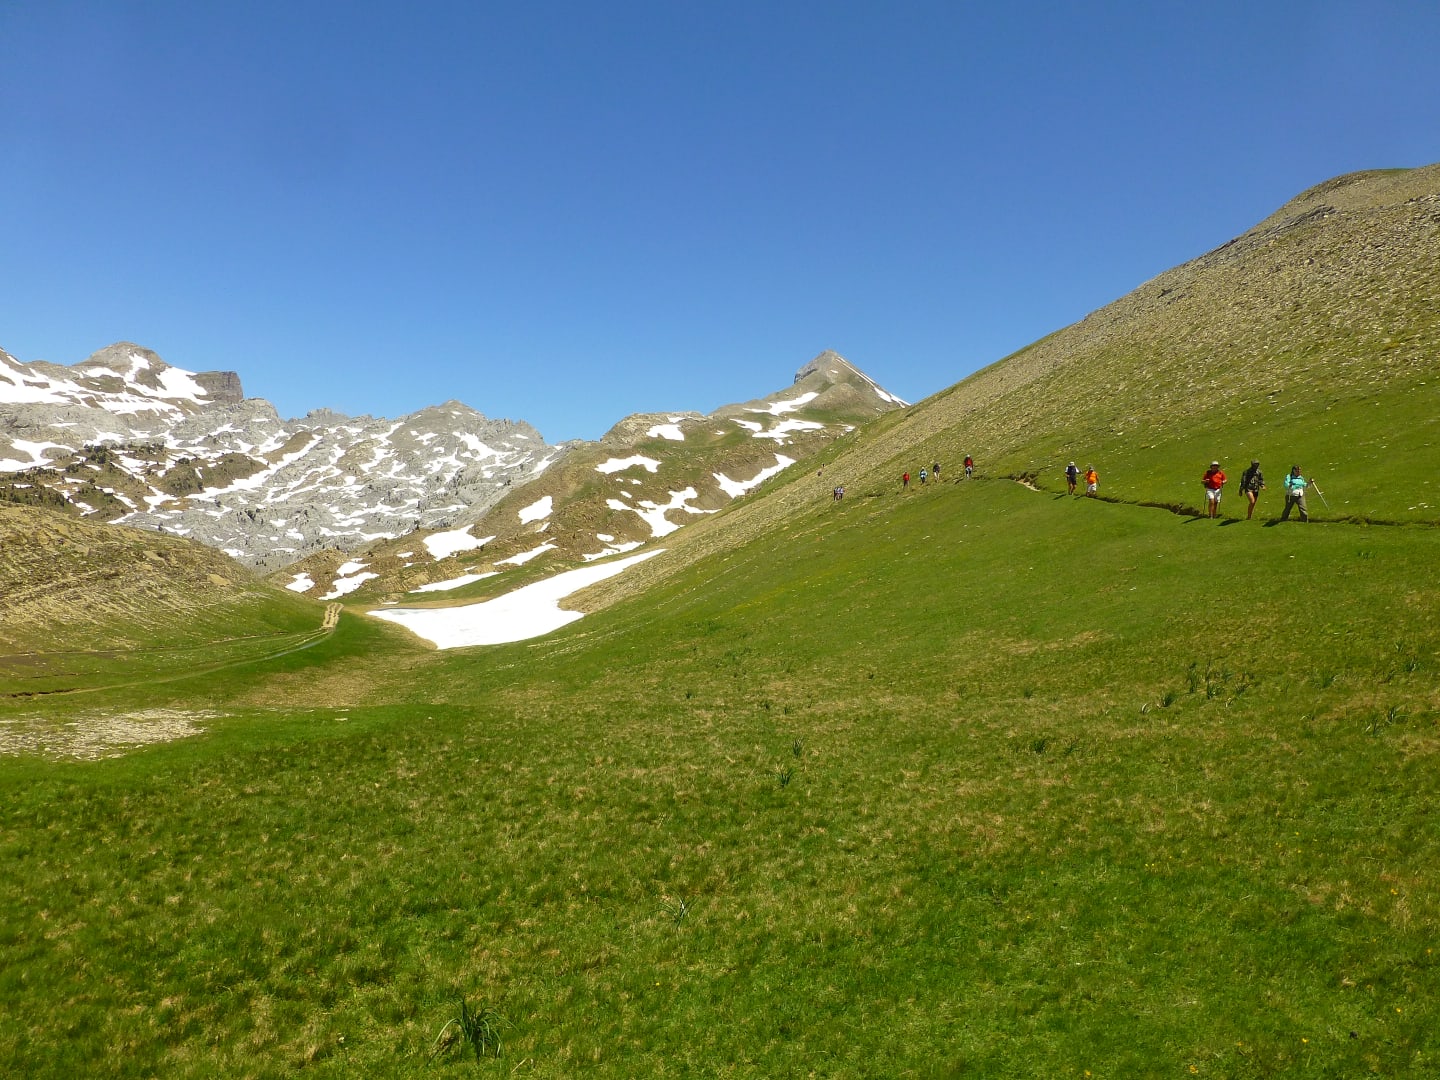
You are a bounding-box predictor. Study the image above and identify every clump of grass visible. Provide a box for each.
[428,999,506,1062]
[791,738,803,758]
[1160,691,1177,709]
[776,766,793,788]
[661,896,692,925]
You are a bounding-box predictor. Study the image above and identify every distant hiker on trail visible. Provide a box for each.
[833,485,845,501]
[932,461,941,479]
[1282,465,1309,522]
[964,455,975,479]
[1203,461,1226,518]
[902,471,910,490]
[1239,460,1265,519]
[1065,461,1080,495]
[919,467,928,485]
[1084,466,1098,495]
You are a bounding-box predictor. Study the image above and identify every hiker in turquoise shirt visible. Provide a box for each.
[1281,465,1309,522]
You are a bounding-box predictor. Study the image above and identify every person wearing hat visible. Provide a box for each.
[1202,460,1227,518]
[1065,461,1080,494]
[1281,465,1309,522]
[1238,459,1265,519]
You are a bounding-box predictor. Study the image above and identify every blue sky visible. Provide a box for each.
[2,2,1437,441]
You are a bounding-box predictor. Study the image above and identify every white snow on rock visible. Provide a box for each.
[596,454,661,474]
[581,539,643,562]
[646,418,687,441]
[285,572,314,593]
[714,454,795,498]
[729,418,763,433]
[410,571,499,593]
[749,391,818,416]
[753,418,824,443]
[607,487,713,538]
[371,550,664,648]
[0,439,70,472]
[423,525,495,560]
[322,570,378,599]
[496,542,557,566]
[518,494,553,523]
[336,559,368,576]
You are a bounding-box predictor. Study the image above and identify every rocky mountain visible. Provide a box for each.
[0,344,563,571]
[271,350,906,601]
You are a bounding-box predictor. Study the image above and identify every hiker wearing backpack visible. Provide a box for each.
[902,471,910,490]
[1084,465,1098,495]
[1065,461,1080,495]
[1203,461,1226,518]
[1281,466,1309,521]
[919,467,928,485]
[1239,460,1265,520]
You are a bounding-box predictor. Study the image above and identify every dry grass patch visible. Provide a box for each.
[0,708,218,759]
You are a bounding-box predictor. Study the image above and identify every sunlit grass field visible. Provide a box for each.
[2,479,1437,1076]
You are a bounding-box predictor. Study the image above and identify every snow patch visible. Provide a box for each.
[749,391,818,416]
[410,571,500,593]
[714,454,795,498]
[423,525,495,560]
[371,550,664,648]
[518,494,553,523]
[596,455,661,474]
[496,542,557,567]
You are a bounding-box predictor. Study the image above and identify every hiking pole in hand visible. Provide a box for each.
[1310,479,1330,510]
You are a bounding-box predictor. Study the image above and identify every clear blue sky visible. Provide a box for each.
[3,1,1437,441]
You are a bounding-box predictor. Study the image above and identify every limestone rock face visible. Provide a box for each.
[0,344,563,570]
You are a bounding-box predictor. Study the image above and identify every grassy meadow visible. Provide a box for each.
[3,478,1437,1077]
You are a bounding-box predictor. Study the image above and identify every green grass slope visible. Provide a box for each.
[0,506,328,697]
[1,480,1436,1076]
[895,164,1440,521]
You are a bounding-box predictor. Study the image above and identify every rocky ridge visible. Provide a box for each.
[1,344,564,571]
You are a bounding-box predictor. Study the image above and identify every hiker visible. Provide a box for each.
[1202,460,1226,519]
[902,471,910,490]
[1239,460,1265,519]
[964,455,974,479]
[1281,465,1309,521]
[1065,461,1080,495]
[833,485,845,501]
[919,467,928,485]
[932,461,941,479]
[1084,465,1098,495]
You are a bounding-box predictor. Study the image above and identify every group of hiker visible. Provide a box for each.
[1064,462,1099,495]
[901,456,974,490]
[1202,459,1314,521]
[844,453,1316,522]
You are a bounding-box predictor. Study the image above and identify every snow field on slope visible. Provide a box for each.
[371,549,664,648]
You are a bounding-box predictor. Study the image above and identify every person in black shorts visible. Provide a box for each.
[1239,460,1265,519]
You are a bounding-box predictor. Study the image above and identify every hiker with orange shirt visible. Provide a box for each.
[1202,460,1226,518]
[1084,465,1098,495]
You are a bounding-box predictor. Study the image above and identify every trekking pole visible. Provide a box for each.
[1310,480,1330,510]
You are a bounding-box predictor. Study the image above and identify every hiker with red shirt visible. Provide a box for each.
[1202,461,1226,518]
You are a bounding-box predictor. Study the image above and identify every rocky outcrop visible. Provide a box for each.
[1,345,565,569]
